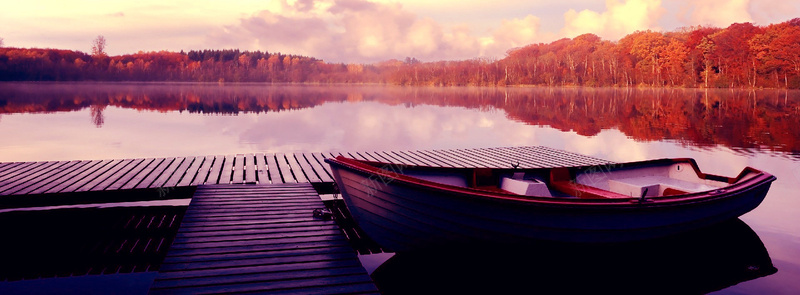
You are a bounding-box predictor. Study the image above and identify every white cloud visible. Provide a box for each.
[677,0,753,27]
[561,0,665,40]
[208,0,486,63]
[207,0,553,62]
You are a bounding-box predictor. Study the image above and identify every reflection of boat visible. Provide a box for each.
[325,156,776,252]
[370,218,777,294]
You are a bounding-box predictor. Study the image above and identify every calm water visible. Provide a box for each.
[1,82,799,293]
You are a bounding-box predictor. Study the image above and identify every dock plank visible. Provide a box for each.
[253,153,269,184]
[414,150,461,167]
[290,154,320,183]
[3,161,83,195]
[0,161,52,186]
[0,161,69,194]
[163,157,197,188]
[190,156,213,186]
[0,161,42,182]
[301,153,333,183]
[218,155,235,185]
[265,154,283,184]
[120,158,165,190]
[49,160,119,193]
[149,183,377,294]
[0,146,612,198]
[275,153,300,183]
[92,158,147,191]
[149,157,188,189]
[78,158,138,191]
[245,154,258,184]
[232,154,245,184]
[177,156,207,187]
[25,160,101,194]
[204,155,225,185]
[136,158,176,189]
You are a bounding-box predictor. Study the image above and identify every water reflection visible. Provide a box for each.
[1,83,798,154]
[371,219,776,294]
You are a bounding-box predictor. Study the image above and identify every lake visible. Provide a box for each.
[1,82,799,294]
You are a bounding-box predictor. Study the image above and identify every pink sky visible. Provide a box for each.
[1,0,798,63]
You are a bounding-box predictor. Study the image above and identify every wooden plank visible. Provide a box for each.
[3,160,83,195]
[120,158,165,190]
[245,154,258,184]
[0,161,69,194]
[0,161,20,171]
[454,148,506,167]
[177,156,206,187]
[477,147,532,168]
[388,151,424,165]
[189,156,213,186]
[416,150,470,168]
[0,161,51,186]
[265,154,283,184]
[431,149,481,167]
[363,151,391,163]
[204,156,225,185]
[301,153,333,183]
[218,155,235,185]
[150,184,377,294]
[75,158,135,191]
[231,154,245,184]
[103,158,153,191]
[398,150,439,166]
[275,153,301,183]
[23,160,99,195]
[133,158,175,189]
[93,158,147,191]
[290,153,320,183]
[253,153,268,185]
[163,157,197,188]
[149,157,188,188]
[48,160,119,193]
[500,146,556,168]
[356,151,381,161]
[0,161,41,181]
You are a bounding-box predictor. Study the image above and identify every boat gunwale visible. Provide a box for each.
[325,156,777,208]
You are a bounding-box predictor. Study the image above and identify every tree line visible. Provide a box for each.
[1,19,799,88]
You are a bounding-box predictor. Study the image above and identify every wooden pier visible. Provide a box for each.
[0,146,612,294]
[0,146,610,198]
[149,183,378,294]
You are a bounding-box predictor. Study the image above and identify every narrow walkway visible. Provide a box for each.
[149,183,378,294]
[0,146,612,197]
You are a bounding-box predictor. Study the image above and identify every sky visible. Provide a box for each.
[1,0,798,63]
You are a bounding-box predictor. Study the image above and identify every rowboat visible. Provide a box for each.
[324,156,776,252]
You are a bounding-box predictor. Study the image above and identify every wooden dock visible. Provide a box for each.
[149,183,378,294]
[0,146,610,198]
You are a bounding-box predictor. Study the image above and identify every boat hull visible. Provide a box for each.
[327,159,775,252]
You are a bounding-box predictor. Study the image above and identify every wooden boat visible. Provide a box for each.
[325,156,776,252]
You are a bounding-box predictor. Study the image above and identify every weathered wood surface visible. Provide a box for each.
[149,183,378,294]
[0,146,611,196]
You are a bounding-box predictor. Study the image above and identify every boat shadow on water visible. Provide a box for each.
[370,218,776,294]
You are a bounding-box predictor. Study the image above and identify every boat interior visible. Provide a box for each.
[397,160,760,200]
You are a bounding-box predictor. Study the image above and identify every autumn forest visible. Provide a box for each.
[2,19,800,88]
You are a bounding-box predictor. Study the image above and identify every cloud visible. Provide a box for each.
[482,15,544,56]
[677,0,753,27]
[208,0,555,63]
[208,0,486,63]
[561,0,665,40]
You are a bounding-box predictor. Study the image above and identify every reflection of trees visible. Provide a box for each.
[1,84,798,153]
[90,104,105,127]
